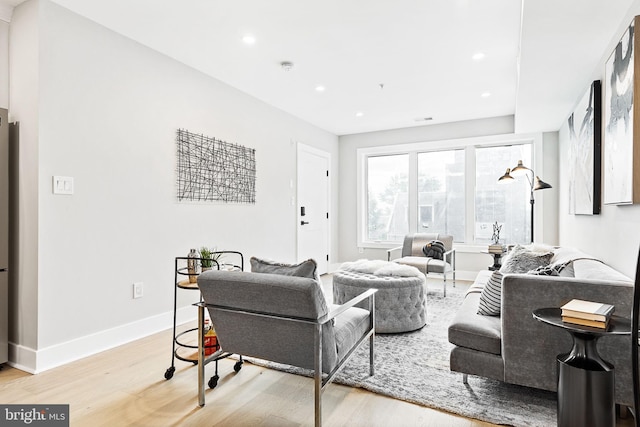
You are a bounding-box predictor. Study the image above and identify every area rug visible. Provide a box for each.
[244,282,557,427]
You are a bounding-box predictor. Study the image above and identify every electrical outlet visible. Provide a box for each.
[358,247,364,254]
[133,282,144,299]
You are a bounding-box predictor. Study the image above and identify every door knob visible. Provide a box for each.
[301,221,310,225]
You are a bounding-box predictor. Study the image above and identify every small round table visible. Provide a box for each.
[532,307,631,427]
[481,250,505,271]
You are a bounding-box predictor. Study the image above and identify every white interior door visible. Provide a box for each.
[297,144,330,274]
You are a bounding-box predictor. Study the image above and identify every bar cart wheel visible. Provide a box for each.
[208,374,219,389]
[234,361,243,373]
[164,366,175,380]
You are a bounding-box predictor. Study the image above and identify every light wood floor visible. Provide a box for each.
[0,276,635,426]
[0,325,634,427]
[0,322,499,427]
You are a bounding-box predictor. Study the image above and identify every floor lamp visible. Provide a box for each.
[498,160,552,243]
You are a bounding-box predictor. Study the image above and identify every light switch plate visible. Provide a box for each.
[53,176,74,195]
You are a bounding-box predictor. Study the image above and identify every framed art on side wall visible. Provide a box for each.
[603,16,640,205]
[568,80,602,215]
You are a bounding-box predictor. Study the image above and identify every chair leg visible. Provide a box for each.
[443,273,447,297]
[198,305,206,406]
[369,332,375,377]
[315,325,322,427]
[463,373,468,384]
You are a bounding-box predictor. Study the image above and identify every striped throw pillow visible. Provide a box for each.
[477,270,503,316]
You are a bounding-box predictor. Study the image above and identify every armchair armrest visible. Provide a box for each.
[387,246,403,261]
[322,288,377,325]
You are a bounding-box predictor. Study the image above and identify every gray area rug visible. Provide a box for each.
[245,282,557,427]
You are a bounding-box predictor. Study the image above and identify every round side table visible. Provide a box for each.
[532,307,630,427]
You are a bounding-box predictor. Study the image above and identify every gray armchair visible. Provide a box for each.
[387,233,456,296]
[196,270,376,427]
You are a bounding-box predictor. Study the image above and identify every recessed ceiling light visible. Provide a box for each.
[315,85,326,92]
[472,52,485,60]
[355,111,364,117]
[481,92,491,98]
[280,61,294,71]
[242,34,256,45]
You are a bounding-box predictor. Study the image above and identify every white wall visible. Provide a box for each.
[337,116,522,277]
[0,20,9,109]
[10,0,339,372]
[557,3,640,279]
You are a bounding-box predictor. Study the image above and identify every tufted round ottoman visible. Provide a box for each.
[332,260,426,333]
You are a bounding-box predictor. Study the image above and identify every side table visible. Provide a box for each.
[481,250,505,271]
[532,307,631,427]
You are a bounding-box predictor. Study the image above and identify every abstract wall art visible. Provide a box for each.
[568,80,601,215]
[603,16,640,205]
[176,129,256,203]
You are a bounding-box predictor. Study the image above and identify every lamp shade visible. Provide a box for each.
[533,176,552,191]
[497,168,514,183]
[510,160,530,176]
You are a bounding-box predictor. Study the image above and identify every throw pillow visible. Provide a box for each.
[250,257,329,318]
[477,270,503,316]
[500,246,553,274]
[527,260,573,276]
[422,240,445,260]
[250,257,318,280]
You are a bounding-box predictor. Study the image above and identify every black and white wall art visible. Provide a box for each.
[568,80,601,215]
[176,129,256,203]
[604,17,639,205]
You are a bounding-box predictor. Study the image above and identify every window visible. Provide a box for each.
[417,150,465,241]
[475,145,532,244]
[366,154,409,242]
[358,134,538,246]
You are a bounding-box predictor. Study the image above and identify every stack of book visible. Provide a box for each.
[488,244,505,254]
[560,299,615,329]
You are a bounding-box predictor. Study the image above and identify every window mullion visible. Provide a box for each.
[408,152,418,233]
[466,146,476,243]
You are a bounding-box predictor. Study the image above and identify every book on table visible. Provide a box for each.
[560,299,615,322]
[561,315,609,329]
[488,244,505,254]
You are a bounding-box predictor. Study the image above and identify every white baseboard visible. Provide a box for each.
[8,306,196,374]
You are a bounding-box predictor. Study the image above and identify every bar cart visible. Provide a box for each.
[164,251,244,389]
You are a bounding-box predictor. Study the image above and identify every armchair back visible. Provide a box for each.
[198,270,339,372]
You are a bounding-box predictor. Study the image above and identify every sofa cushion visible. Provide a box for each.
[477,270,503,316]
[448,292,501,355]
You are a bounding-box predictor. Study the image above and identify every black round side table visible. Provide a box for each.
[533,307,631,427]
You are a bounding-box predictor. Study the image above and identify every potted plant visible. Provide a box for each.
[199,247,222,271]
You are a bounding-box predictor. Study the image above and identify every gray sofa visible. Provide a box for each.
[448,247,635,405]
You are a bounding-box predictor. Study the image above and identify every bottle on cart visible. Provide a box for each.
[187,248,198,283]
[204,319,218,356]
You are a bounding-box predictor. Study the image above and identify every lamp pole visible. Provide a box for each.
[498,160,551,244]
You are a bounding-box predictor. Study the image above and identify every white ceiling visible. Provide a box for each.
[3,0,638,135]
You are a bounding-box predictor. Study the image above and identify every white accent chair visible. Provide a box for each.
[387,233,456,296]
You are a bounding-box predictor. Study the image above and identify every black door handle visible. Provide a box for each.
[301,221,310,225]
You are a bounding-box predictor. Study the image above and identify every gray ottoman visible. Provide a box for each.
[333,260,426,333]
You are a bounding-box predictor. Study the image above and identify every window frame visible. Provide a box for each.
[356,133,543,249]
